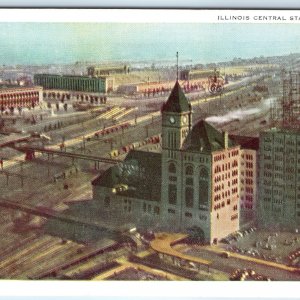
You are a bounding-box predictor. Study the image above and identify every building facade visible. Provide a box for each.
[258,128,300,229]
[0,86,43,110]
[34,74,114,93]
[92,81,241,244]
[230,135,259,213]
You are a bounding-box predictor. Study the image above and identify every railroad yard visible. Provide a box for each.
[1,60,299,281]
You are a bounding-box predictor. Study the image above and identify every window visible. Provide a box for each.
[168,162,176,173]
[231,213,238,221]
[185,212,192,218]
[154,206,160,215]
[185,187,194,208]
[168,184,177,204]
[199,214,207,221]
[104,196,110,208]
[199,179,208,209]
[186,165,194,175]
[199,167,208,179]
[123,199,131,213]
[168,208,175,214]
[186,177,193,185]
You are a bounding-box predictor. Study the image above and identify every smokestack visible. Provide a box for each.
[223,131,228,149]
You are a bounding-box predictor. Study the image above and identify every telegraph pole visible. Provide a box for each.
[176,51,179,81]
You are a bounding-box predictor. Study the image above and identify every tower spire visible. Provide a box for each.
[176,51,179,81]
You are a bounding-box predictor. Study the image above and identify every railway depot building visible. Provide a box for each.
[92,81,241,244]
[258,128,300,229]
[0,85,43,110]
[34,74,114,93]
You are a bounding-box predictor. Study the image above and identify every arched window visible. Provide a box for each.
[199,167,208,179]
[185,187,194,208]
[168,162,176,173]
[186,165,194,176]
[199,176,208,211]
[168,184,177,204]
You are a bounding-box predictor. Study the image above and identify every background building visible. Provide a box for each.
[92,81,241,244]
[0,85,43,110]
[34,74,114,93]
[87,65,129,76]
[258,128,300,229]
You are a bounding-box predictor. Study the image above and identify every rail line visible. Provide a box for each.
[13,146,122,164]
[0,199,117,234]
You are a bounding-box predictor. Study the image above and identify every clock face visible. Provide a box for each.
[169,116,175,124]
[182,116,187,124]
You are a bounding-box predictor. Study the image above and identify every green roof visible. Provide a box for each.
[183,120,236,152]
[161,81,190,113]
[92,150,161,202]
[91,166,121,187]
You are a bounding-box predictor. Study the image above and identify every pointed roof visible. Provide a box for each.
[161,81,190,113]
[183,120,236,152]
[91,165,121,187]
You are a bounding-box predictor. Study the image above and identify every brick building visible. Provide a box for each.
[230,135,259,213]
[92,81,241,244]
[0,85,43,111]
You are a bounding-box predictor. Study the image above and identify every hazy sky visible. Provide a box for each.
[1,23,300,65]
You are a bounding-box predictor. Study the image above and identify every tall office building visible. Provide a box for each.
[258,128,300,228]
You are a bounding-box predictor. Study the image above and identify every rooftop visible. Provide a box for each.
[263,126,300,135]
[229,134,259,151]
[183,120,236,153]
[34,74,108,79]
[92,150,161,202]
[161,81,190,113]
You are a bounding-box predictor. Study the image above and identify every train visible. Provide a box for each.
[110,134,161,158]
[92,122,131,139]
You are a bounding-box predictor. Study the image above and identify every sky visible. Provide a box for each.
[1,23,300,65]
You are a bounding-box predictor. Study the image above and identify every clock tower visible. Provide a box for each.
[161,80,192,151]
[160,80,192,230]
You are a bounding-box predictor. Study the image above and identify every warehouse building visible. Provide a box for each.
[258,128,300,229]
[34,74,114,93]
[0,85,43,110]
[87,65,129,76]
[92,81,241,244]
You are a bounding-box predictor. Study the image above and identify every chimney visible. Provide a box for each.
[223,131,228,149]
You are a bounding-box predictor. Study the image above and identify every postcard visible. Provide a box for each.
[0,7,300,298]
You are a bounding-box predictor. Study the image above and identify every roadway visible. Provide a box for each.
[149,232,300,280]
[150,233,211,270]
[177,244,300,281]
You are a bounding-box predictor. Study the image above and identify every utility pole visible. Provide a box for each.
[176,51,179,81]
[145,125,149,138]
